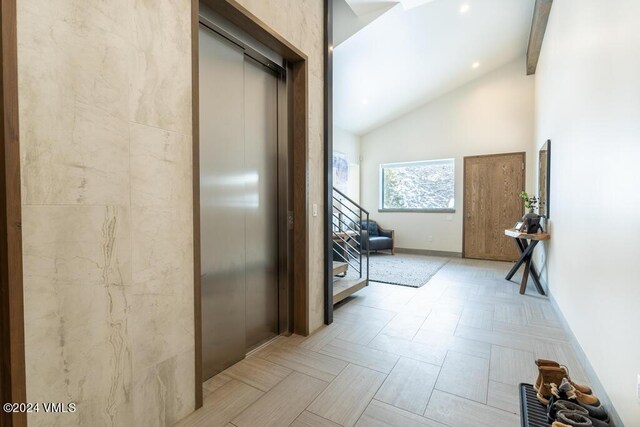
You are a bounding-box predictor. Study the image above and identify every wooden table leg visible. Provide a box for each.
[519,254,531,294]
[518,240,544,295]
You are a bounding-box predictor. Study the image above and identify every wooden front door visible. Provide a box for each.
[463,152,525,261]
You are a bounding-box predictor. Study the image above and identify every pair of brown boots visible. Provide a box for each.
[534,359,599,406]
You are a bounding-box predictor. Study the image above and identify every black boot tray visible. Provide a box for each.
[520,383,551,427]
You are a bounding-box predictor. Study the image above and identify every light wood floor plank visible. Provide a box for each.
[454,325,535,352]
[424,390,519,427]
[493,321,567,341]
[524,301,561,328]
[458,307,493,331]
[487,380,519,414]
[308,364,386,427]
[334,303,397,324]
[257,345,347,382]
[368,334,447,366]
[337,319,390,345]
[374,357,440,415]
[435,351,489,403]
[319,338,399,373]
[494,302,528,326]
[298,322,350,352]
[421,310,461,334]
[379,313,427,340]
[290,411,341,427]
[232,372,327,427]
[355,400,446,427]
[412,329,491,359]
[203,372,232,397]
[489,345,536,386]
[223,356,292,392]
[176,380,263,427]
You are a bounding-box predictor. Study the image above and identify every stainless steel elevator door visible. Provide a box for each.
[244,58,279,351]
[199,27,247,380]
[199,25,280,381]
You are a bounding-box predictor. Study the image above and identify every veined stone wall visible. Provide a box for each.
[18,1,194,425]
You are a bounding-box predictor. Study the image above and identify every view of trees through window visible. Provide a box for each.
[381,159,455,210]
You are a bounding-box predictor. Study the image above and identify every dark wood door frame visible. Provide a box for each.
[0,1,27,426]
[323,0,333,325]
[193,0,310,409]
[462,151,526,261]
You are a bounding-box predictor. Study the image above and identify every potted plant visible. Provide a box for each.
[519,191,542,233]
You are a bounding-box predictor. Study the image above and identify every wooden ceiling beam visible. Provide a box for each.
[526,0,553,75]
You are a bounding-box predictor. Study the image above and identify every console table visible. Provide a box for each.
[504,229,550,295]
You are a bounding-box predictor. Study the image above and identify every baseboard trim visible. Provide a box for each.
[395,247,462,258]
[549,292,624,427]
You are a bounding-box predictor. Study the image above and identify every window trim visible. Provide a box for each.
[379,158,456,213]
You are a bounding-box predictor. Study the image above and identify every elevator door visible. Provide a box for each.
[244,57,279,351]
[199,26,280,381]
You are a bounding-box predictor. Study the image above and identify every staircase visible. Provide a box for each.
[332,187,369,304]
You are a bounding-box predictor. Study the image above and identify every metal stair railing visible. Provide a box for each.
[332,187,369,284]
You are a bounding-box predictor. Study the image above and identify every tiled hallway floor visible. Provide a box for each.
[177,258,589,427]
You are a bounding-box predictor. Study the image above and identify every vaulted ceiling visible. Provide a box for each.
[333,0,535,135]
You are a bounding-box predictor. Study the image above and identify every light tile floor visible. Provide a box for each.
[177,258,589,427]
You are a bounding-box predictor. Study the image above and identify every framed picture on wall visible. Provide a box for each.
[539,140,551,218]
[333,152,349,193]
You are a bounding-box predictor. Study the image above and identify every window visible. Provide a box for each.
[380,159,455,212]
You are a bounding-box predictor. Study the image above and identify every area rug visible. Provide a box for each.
[346,253,450,288]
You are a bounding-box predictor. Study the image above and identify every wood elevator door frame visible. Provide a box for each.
[192,0,310,409]
[0,1,27,426]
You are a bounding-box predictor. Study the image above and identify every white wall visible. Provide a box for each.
[333,126,361,202]
[535,1,640,424]
[360,58,535,252]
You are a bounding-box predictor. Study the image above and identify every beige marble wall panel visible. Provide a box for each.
[129,0,192,134]
[22,205,133,425]
[132,348,195,427]
[18,0,194,425]
[18,0,131,205]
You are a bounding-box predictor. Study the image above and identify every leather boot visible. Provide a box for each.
[557,378,600,407]
[535,359,592,394]
[538,367,599,405]
[537,366,571,404]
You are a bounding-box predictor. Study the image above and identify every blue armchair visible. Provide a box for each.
[360,220,395,254]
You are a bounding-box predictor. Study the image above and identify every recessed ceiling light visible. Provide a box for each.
[361,98,369,105]
[472,61,480,69]
[459,3,470,14]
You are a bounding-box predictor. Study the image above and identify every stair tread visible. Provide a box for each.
[333,277,367,304]
[332,261,348,276]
